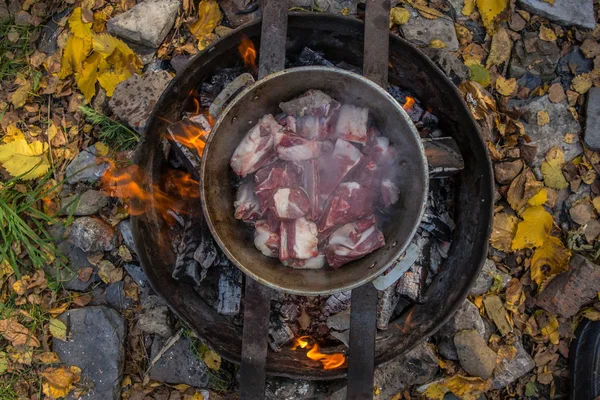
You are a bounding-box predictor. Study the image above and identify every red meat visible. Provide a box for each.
[318,182,375,237]
[280,217,319,261]
[334,104,369,144]
[254,220,280,258]
[272,187,311,219]
[326,216,385,268]
[234,180,263,222]
[230,114,281,177]
[319,139,363,200]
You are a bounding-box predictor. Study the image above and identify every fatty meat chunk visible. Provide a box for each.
[283,254,327,269]
[230,114,281,177]
[273,187,310,219]
[254,220,280,258]
[326,216,385,268]
[275,133,321,161]
[280,217,319,261]
[234,180,262,221]
[300,160,320,221]
[279,90,340,117]
[318,182,375,237]
[319,139,363,199]
[334,104,368,144]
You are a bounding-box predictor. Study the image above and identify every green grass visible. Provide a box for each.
[79,105,139,151]
[0,19,40,82]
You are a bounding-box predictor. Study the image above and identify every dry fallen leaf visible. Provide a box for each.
[507,169,543,211]
[469,63,491,87]
[539,25,557,42]
[36,352,61,364]
[593,196,600,213]
[462,0,476,15]
[189,0,222,41]
[537,110,550,126]
[390,7,410,27]
[528,188,548,206]
[504,278,523,312]
[484,295,512,336]
[490,212,518,252]
[0,139,50,180]
[572,73,593,94]
[42,366,82,399]
[541,147,569,190]
[11,80,32,108]
[202,349,222,370]
[49,319,67,341]
[570,200,596,225]
[407,0,444,19]
[548,82,566,103]
[531,236,571,291]
[429,39,446,48]
[0,319,40,347]
[539,313,560,345]
[97,260,123,284]
[495,76,517,96]
[486,27,511,68]
[475,0,509,32]
[512,206,553,250]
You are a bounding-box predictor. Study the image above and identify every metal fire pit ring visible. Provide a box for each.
[131,13,494,380]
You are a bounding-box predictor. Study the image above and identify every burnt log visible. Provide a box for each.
[397,264,427,303]
[422,137,464,178]
[376,285,400,330]
[323,291,351,315]
[216,268,242,316]
[268,316,295,352]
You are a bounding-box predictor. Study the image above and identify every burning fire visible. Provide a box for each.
[238,36,257,73]
[403,96,415,112]
[291,336,346,370]
[397,308,415,334]
[169,122,209,157]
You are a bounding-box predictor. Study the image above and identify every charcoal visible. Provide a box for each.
[172,218,204,286]
[294,47,335,67]
[200,67,245,96]
[189,114,212,131]
[429,240,450,274]
[377,285,401,330]
[397,264,427,303]
[421,213,453,242]
[170,141,201,180]
[279,303,301,321]
[419,111,439,130]
[422,137,465,179]
[268,316,295,352]
[216,268,242,316]
[323,291,351,315]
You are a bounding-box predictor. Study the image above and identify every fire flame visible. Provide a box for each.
[169,122,208,157]
[397,308,415,334]
[291,336,346,370]
[403,96,415,112]
[238,36,257,74]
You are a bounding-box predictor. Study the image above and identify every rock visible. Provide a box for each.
[374,342,440,398]
[435,300,486,360]
[509,32,560,81]
[218,0,260,28]
[470,259,511,296]
[106,281,136,311]
[312,0,361,14]
[0,3,9,24]
[138,295,175,337]
[400,6,459,52]
[558,46,594,87]
[492,339,535,389]
[148,336,209,388]
[422,48,470,84]
[125,264,149,290]
[327,308,351,331]
[507,96,582,166]
[69,217,118,252]
[537,254,600,318]
[106,0,179,48]
[446,0,464,12]
[585,87,600,150]
[36,9,69,54]
[454,330,497,379]
[60,190,109,216]
[331,330,350,347]
[47,241,99,291]
[494,160,523,185]
[265,378,316,400]
[517,0,595,30]
[171,55,192,75]
[109,71,173,133]
[65,143,110,184]
[53,307,125,400]
[118,219,136,254]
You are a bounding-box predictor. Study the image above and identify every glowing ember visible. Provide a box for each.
[403,96,415,112]
[238,36,257,73]
[397,308,415,333]
[291,336,346,370]
[168,122,208,157]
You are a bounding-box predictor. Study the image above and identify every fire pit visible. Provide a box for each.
[131,12,493,383]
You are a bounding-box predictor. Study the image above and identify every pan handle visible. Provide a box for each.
[422,137,465,179]
[208,73,256,119]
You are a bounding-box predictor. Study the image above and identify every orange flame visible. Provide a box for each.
[238,36,257,74]
[100,161,199,221]
[291,336,346,370]
[397,308,415,334]
[403,96,415,112]
[168,122,208,157]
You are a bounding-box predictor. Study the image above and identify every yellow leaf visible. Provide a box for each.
[537,110,550,126]
[593,196,600,213]
[429,39,446,48]
[0,352,7,375]
[490,212,518,252]
[11,80,32,108]
[512,206,553,250]
[189,0,222,41]
[42,366,81,399]
[440,375,490,400]
[390,7,410,27]
[97,260,123,284]
[581,307,600,321]
[541,146,568,190]
[475,0,509,32]
[58,35,92,78]
[202,349,222,370]
[35,352,61,364]
[572,73,593,94]
[539,25,557,42]
[423,383,447,399]
[531,236,570,291]
[49,319,67,341]
[486,27,511,68]
[495,76,517,96]
[92,32,123,56]
[540,314,560,345]
[462,0,475,15]
[407,0,444,19]
[0,139,50,180]
[0,319,40,347]
[75,52,102,101]
[68,7,93,40]
[2,124,26,143]
[528,188,548,206]
[98,70,131,97]
[469,63,491,87]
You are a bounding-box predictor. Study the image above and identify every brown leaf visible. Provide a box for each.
[581,38,600,58]
[531,236,571,291]
[570,200,596,225]
[490,213,518,252]
[484,295,512,336]
[77,267,94,283]
[548,83,566,103]
[537,110,550,126]
[97,260,123,284]
[486,27,511,68]
[0,319,40,347]
[539,25,557,42]
[507,169,543,211]
[504,278,522,312]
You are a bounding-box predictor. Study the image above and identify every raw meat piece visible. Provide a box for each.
[352,158,381,191]
[283,116,296,133]
[280,217,318,261]
[365,136,392,163]
[234,180,263,221]
[272,187,310,219]
[326,216,385,268]
[334,104,369,144]
[230,114,281,177]
[319,139,363,199]
[255,162,304,212]
[300,160,320,220]
[275,133,321,161]
[318,182,375,237]
[283,254,327,269]
[279,90,340,117]
[254,220,280,257]
[296,115,321,140]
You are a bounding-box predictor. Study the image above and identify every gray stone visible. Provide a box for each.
[125,264,149,289]
[518,0,595,30]
[36,9,69,54]
[470,259,510,296]
[68,217,118,253]
[65,144,110,184]
[47,241,99,291]
[148,336,209,388]
[435,299,486,360]
[109,71,173,133]
[265,378,316,400]
[60,190,109,216]
[118,219,136,254]
[312,0,360,14]
[106,282,135,311]
[585,87,600,150]
[454,330,497,379]
[401,6,459,51]
[507,95,582,166]
[0,3,9,24]
[327,308,351,331]
[138,295,175,337]
[509,32,560,81]
[331,330,350,347]
[106,0,179,48]
[447,0,464,12]
[170,55,191,75]
[492,339,534,389]
[53,307,125,400]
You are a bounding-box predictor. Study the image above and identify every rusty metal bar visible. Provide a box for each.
[363,0,391,88]
[258,0,289,79]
